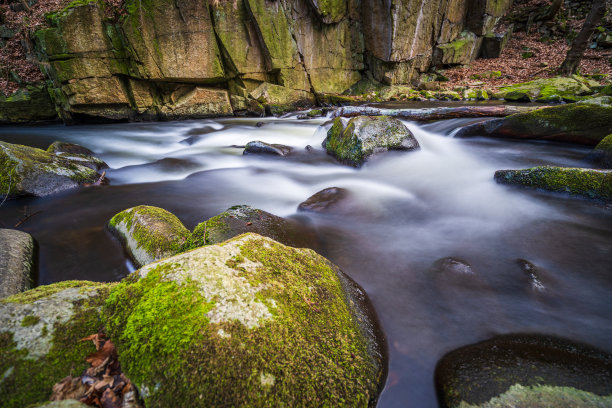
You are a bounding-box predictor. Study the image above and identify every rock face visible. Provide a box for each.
[585,134,612,169]
[494,167,612,201]
[103,233,386,407]
[108,206,191,268]
[323,116,420,166]
[0,281,112,408]
[456,100,612,145]
[0,229,35,298]
[0,141,102,198]
[7,0,515,123]
[435,334,612,408]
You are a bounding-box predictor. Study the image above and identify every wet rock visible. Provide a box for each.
[0,229,34,298]
[108,206,191,268]
[103,233,386,407]
[435,333,612,408]
[455,100,612,145]
[585,134,612,169]
[429,257,474,276]
[0,281,112,408]
[0,85,58,124]
[516,259,545,292]
[323,116,420,166]
[492,76,598,103]
[47,142,107,171]
[243,141,293,157]
[479,28,512,59]
[298,187,350,213]
[0,141,101,198]
[192,205,317,250]
[494,166,612,201]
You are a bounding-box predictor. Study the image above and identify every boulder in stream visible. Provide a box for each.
[0,141,103,198]
[108,206,191,268]
[323,116,419,167]
[0,229,35,298]
[243,141,293,157]
[585,134,612,169]
[494,166,612,201]
[103,233,386,407]
[435,334,612,408]
[46,142,107,171]
[298,187,351,213]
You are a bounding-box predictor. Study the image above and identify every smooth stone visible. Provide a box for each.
[0,229,34,298]
[297,187,350,213]
[243,141,293,157]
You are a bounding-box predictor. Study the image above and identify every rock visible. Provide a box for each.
[585,134,612,169]
[160,87,233,120]
[435,90,462,101]
[0,229,34,298]
[0,281,112,408]
[435,334,612,408]
[493,76,597,103]
[323,116,420,166]
[191,205,317,250]
[33,401,91,408]
[434,32,482,66]
[463,89,488,100]
[0,141,101,198]
[455,102,612,145]
[308,0,347,24]
[297,187,350,213]
[47,142,107,171]
[0,85,58,124]
[103,233,386,407]
[429,257,473,276]
[479,28,512,59]
[108,206,191,268]
[249,82,315,113]
[243,141,293,157]
[494,167,612,201]
[516,259,545,292]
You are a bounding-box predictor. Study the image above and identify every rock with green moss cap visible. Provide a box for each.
[0,85,58,124]
[435,333,612,408]
[192,205,318,250]
[46,141,107,171]
[0,229,34,298]
[494,166,612,201]
[103,233,386,407]
[0,141,101,198]
[455,101,612,145]
[493,76,598,102]
[0,281,112,408]
[323,116,420,166]
[433,32,481,66]
[249,82,315,112]
[108,206,191,268]
[585,134,612,169]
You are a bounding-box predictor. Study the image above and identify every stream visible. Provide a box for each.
[1,110,611,407]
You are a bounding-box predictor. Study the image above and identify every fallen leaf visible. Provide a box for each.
[50,376,90,401]
[86,340,116,368]
[101,388,122,408]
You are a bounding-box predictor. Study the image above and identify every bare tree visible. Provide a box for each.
[559,0,607,76]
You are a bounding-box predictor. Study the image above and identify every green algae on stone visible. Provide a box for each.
[0,85,58,124]
[103,233,385,407]
[0,281,112,408]
[493,76,597,102]
[323,116,420,166]
[494,166,612,201]
[585,134,612,168]
[108,205,191,268]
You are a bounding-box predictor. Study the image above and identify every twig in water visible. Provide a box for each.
[14,210,41,228]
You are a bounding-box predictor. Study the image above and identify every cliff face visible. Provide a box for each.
[16,0,512,122]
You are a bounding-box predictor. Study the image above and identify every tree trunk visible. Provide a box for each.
[544,0,563,21]
[559,0,606,76]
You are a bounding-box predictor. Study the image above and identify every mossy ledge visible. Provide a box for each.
[103,233,386,407]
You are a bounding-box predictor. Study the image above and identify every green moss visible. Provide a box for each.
[594,134,612,151]
[308,109,323,117]
[0,282,112,408]
[1,281,100,304]
[20,316,40,327]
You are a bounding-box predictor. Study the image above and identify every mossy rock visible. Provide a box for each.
[0,281,113,408]
[435,91,462,101]
[463,89,488,100]
[108,205,191,268]
[103,233,386,407]
[308,0,347,24]
[0,141,101,198]
[493,76,597,103]
[0,85,58,124]
[435,334,612,408]
[585,134,612,168]
[191,205,318,250]
[250,82,315,109]
[323,116,420,167]
[494,166,612,201]
[46,141,107,171]
[434,32,480,66]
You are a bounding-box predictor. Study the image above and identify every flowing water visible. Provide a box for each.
[1,112,611,407]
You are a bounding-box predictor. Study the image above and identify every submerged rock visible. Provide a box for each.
[103,233,386,407]
[0,281,112,408]
[494,166,612,201]
[0,141,102,198]
[516,259,546,292]
[108,206,191,268]
[429,257,474,276]
[435,334,612,408]
[0,229,35,298]
[585,134,612,169]
[243,141,293,157]
[455,100,612,145]
[323,116,419,166]
[192,205,317,250]
[298,187,351,213]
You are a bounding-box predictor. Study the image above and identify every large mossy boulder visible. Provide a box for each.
[192,205,317,250]
[585,134,612,169]
[103,233,385,407]
[0,229,35,298]
[0,281,112,408]
[323,116,420,166]
[494,166,612,201]
[433,32,481,66]
[108,206,191,268]
[0,85,58,124]
[0,141,101,198]
[435,334,612,408]
[455,100,612,145]
[493,76,598,102]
